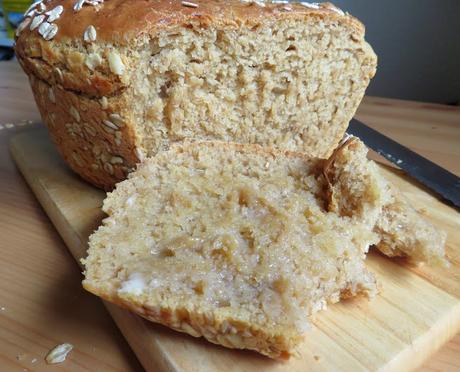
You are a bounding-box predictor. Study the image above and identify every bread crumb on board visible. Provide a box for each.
[45,343,73,364]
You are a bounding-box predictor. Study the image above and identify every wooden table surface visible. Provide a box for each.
[0,60,459,371]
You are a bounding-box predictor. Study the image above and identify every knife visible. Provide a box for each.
[347,118,460,208]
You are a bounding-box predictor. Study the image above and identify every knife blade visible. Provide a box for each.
[347,118,460,208]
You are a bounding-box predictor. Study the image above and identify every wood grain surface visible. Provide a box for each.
[1,60,460,371]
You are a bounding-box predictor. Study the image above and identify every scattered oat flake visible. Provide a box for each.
[5,123,14,129]
[83,25,97,42]
[107,51,125,75]
[135,148,145,161]
[31,358,37,364]
[0,306,5,311]
[45,343,73,364]
[45,5,64,22]
[74,0,104,11]
[29,14,45,31]
[182,1,198,8]
[73,0,85,12]
[299,2,320,9]
[43,23,58,40]
[103,120,118,130]
[38,21,52,37]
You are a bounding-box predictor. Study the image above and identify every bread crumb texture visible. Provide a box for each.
[82,140,446,358]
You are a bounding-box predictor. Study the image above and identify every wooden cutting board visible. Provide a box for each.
[10,128,460,372]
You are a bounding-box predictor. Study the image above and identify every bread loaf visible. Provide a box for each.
[15,0,377,189]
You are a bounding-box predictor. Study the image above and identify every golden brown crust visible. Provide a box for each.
[18,0,364,44]
[30,76,139,189]
[83,282,299,359]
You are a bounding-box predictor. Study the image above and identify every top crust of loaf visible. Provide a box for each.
[15,0,367,96]
[17,0,364,45]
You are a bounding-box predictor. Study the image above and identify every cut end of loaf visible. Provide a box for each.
[82,140,386,358]
[134,13,377,160]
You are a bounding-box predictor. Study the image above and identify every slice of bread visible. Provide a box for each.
[82,139,394,359]
[82,139,447,358]
[323,138,448,267]
[375,188,448,266]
